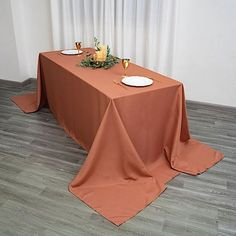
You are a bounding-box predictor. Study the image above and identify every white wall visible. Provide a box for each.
[0,0,20,81]
[172,0,236,107]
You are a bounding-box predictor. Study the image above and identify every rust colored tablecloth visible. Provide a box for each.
[11,49,223,225]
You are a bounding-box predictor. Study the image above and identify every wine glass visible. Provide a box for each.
[122,58,130,77]
[75,42,82,52]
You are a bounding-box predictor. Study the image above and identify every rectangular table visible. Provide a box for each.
[12,49,223,225]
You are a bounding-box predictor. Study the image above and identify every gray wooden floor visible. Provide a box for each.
[0,79,236,236]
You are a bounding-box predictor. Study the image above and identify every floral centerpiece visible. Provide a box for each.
[80,37,119,69]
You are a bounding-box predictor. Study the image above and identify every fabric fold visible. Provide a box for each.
[69,100,166,225]
[11,54,46,113]
[163,85,224,175]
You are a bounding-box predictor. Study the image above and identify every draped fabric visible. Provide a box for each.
[50,0,177,75]
[11,51,224,225]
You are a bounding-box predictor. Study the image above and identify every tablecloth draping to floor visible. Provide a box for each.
[11,49,223,225]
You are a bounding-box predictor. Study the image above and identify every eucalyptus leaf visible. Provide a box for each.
[79,37,119,69]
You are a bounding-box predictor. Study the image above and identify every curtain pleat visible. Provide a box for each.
[50,0,176,75]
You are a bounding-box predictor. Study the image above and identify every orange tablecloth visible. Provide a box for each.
[12,49,223,225]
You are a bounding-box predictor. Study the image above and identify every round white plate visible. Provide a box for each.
[61,49,83,55]
[121,76,153,87]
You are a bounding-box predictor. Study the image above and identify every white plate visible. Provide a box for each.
[61,49,83,55]
[121,76,153,87]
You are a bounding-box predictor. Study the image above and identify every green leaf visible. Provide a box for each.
[79,37,120,70]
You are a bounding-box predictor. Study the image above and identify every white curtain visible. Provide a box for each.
[50,0,177,75]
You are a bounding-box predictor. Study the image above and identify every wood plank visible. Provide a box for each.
[0,79,236,235]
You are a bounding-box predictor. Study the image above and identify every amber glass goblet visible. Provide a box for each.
[121,58,130,77]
